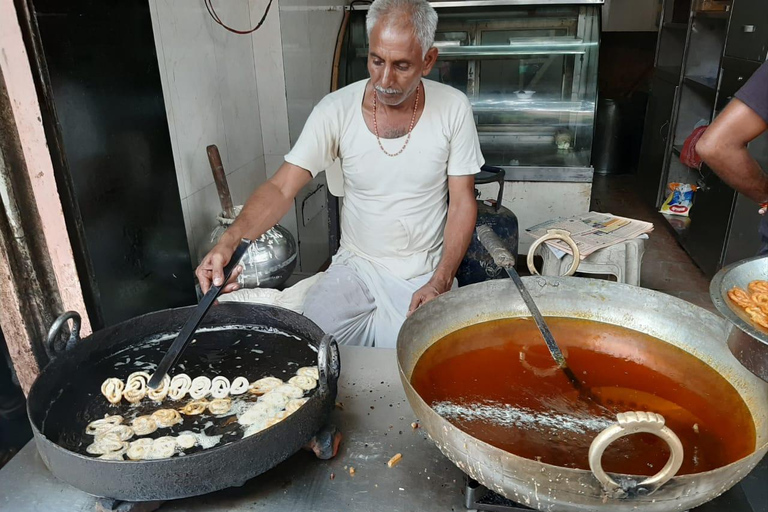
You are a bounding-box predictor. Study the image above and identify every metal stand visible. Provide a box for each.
[93,424,342,512]
[464,476,534,511]
[95,499,164,512]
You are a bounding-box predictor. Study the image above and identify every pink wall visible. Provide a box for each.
[1,0,92,389]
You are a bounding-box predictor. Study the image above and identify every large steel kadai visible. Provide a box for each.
[397,276,768,511]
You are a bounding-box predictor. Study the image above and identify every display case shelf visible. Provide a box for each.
[683,75,718,94]
[694,10,730,20]
[469,98,595,115]
[663,22,689,30]
[355,41,593,59]
[339,3,599,180]
[657,66,682,84]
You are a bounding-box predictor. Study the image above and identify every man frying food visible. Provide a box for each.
[196,0,483,348]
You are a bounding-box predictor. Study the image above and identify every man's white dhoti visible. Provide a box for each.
[303,249,438,348]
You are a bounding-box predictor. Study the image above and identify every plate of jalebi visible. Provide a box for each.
[711,255,768,337]
[711,255,768,381]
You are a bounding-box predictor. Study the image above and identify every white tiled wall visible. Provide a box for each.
[279,0,346,272]
[247,0,303,267]
[151,0,344,272]
[280,0,346,146]
[149,0,268,264]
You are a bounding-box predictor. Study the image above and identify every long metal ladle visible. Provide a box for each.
[148,238,252,389]
[475,225,585,390]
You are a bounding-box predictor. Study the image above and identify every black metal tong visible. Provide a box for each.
[148,239,251,388]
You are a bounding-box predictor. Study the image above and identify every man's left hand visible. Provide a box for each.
[408,277,452,316]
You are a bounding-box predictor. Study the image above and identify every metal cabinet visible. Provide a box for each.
[638,76,678,207]
[685,173,738,276]
[718,56,758,103]
[641,0,768,276]
[680,58,764,275]
[724,0,768,62]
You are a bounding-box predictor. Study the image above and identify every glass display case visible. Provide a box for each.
[339,1,601,182]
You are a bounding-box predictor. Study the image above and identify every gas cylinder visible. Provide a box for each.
[456,166,519,286]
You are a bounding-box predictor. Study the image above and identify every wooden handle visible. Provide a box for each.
[476,225,516,269]
[207,145,235,219]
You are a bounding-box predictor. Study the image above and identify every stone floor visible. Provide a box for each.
[590,173,716,312]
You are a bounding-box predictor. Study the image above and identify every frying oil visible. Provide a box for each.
[411,317,756,476]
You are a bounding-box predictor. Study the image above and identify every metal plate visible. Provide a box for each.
[711,255,768,381]
[399,276,768,511]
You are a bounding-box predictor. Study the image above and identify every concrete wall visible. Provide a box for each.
[603,0,661,32]
[149,0,271,264]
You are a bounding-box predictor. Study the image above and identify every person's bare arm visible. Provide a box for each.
[696,99,768,203]
[195,162,312,294]
[408,175,477,314]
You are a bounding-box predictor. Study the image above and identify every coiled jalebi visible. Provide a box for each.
[296,366,319,380]
[210,376,231,399]
[147,375,171,402]
[288,375,316,391]
[208,397,232,415]
[100,378,124,405]
[132,415,159,435]
[180,399,209,416]
[248,377,283,395]
[273,384,304,399]
[728,287,755,309]
[728,281,768,325]
[189,376,212,399]
[748,280,768,294]
[152,408,182,428]
[168,374,192,400]
[85,415,123,436]
[176,433,197,450]
[285,397,308,415]
[86,437,128,455]
[95,424,134,442]
[126,438,154,460]
[746,306,768,328]
[229,376,249,395]
[123,372,150,403]
[751,292,768,310]
[146,436,177,460]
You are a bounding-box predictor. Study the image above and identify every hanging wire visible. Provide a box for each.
[204,0,274,35]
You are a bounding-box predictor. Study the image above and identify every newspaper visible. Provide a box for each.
[525,212,654,259]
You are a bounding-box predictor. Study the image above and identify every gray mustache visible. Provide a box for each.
[375,86,402,95]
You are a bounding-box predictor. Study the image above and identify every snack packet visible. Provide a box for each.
[659,183,698,217]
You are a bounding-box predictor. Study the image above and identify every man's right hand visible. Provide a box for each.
[193,162,313,295]
[195,241,243,295]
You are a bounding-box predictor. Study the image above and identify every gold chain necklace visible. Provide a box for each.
[372,82,421,157]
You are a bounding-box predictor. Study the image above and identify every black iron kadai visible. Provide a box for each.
[28,303,339,501]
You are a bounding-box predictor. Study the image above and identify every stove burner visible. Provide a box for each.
[464,477,533,511]
[95,499,164,512]
[463,473,764,512]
